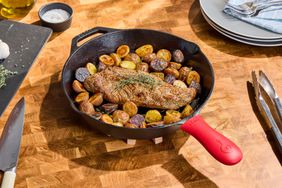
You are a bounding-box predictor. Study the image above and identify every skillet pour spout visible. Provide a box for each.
[62,26,242,165]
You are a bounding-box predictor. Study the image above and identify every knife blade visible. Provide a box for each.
[0,98,25,188]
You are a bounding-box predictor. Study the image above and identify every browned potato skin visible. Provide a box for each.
[88,93,103,106]
[123,101,138,117]
[99,55,115,66]
[124,53,141,64]
[113,110,130,124]
[101,114,114,124]
[146,121,164,127]
[157,49,172,62]
[112,122,123,127]
[110,53,121,66]
[168,62,182,70]
[186,70,200,85]
[117,45,130,58]
[86,63,97,75]
[79,101,95,115]
[145,110,162,123]
[142,53,157,63]
[164,68,180,78]
[72,80,86,93]
[166,110,181,119]
[150,72,165,80]
[75,92,89,103]
[136,62,149,72]
[135,44,154,58]
[181,104,194,118]
[124,122,139,128]
[163,115,180,124]
[179,67,191,81]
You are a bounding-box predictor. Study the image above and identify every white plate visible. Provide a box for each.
[201,9,282,43]
[200,0,282,40]
[201,10,282,47]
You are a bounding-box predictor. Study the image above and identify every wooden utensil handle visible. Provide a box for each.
[1,171,16,188]
[180,115,243,165]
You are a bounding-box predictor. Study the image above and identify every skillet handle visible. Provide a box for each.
[71,27,119,54]
[180,115,243,165]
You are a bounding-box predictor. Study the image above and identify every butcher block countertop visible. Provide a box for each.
[1,0,282,187]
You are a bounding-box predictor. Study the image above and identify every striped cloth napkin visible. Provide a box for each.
[223,0,282,34]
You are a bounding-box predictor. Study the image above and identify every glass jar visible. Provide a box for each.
[0,0,36,19]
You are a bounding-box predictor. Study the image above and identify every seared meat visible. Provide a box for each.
[84,66,196,110]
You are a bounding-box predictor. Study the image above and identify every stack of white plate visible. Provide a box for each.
[200,0,282,47]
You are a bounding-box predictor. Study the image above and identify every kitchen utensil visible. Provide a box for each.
[0,20,52,117]
[0,97,25,188]
[201,9,282,46]
[62,27,242,165]
[38,2,73,32]
[259,71,282,125]
[252,71,282,154]
[200,0,282,40]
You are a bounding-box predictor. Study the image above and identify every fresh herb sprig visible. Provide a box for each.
[116,73,158,90]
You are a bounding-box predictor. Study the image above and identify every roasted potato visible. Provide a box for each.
[142,53,157,63]
[75,92,89,103]
[164,74,176,84]
[123,101,138,117]
[101,103,119,114]
[129,114,145,127]
[92,111,102,120]
[173,80,187,89]
[75,67,90,82]
[112,122,123,127]
[145,110,162,123]
[179,67,191,81]
[124,122,139,128]
[189,80,201,94]
[86,62,97,75]
[150,58,168,72]
[150,72,165,80]
[136,62,149,72]
[186,70,200,85]
[181,104,193,118]
[124,53,141,64]
[101,114,114,124]
[172,49,184,63]
[97,61,107,72]
[99,54,115,66]
[157,49,171,62]
[110,53,122,66]
[164,68,179,78]
[88,93,103,106]
[112,110,130,124]
[163,114,180,124]
[72,80,86,93]
[79,101,95,115]
[117,45,130,58]
[135,44,154,58]
[146,121,164,127]
[120,61,136,70]
[166,110,181,119]
[168,62,182,70]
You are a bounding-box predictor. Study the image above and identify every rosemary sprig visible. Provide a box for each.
[0,65,18,88]
[115,73,158,90]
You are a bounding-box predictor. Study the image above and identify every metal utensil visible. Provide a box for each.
[252,71,282,154]
[259,71,282,127]
[0,98,25,188]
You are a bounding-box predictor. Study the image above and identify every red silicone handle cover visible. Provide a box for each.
[180,115,243,165]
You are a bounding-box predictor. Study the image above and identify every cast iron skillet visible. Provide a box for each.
[62,27,242,165]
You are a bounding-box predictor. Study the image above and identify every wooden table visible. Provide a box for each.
[0,0,281,187]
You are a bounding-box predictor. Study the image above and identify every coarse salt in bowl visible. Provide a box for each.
[39,2,73,32]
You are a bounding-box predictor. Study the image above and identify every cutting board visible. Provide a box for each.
[0,20,52,116]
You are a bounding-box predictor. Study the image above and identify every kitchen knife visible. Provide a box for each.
[0,98,25,188]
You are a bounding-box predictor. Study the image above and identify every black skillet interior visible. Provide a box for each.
[62,27,214,139]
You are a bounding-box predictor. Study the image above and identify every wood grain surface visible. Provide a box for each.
[1,0,282,187]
